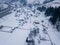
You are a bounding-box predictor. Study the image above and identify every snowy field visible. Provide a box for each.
[0,0,60,45]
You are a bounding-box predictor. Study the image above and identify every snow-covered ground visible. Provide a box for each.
[0,0,60,45]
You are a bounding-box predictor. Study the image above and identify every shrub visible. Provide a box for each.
[37,6,46,12]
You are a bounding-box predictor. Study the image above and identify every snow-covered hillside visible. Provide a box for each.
[0,0,60,45]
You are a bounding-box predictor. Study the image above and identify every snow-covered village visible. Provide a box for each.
[0,0,60,45]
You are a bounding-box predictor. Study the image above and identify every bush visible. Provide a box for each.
[37,6,46,12]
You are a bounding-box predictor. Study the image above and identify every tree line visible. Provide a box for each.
[45,6,60,25]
